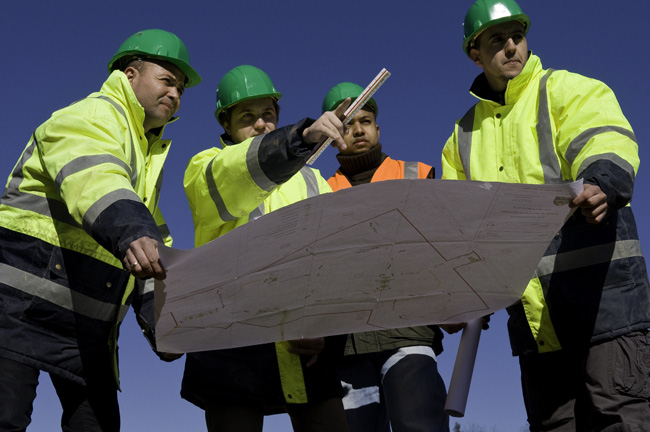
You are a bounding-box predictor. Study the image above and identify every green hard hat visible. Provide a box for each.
[462,0,530,57]
[107,29,202,88]
[215,65,282,120]
[321,82,378,118]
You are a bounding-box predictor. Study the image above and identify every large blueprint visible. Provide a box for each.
[154,179,581,353]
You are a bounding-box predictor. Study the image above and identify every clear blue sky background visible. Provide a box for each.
[1,1,648,431]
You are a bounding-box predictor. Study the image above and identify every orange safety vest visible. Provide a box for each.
[327,156,432,191]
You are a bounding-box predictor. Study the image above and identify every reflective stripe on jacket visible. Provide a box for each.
[184,124,330,248]
[442,54,650,355]
[328,156,443,355]
[183,122,333,405]
[327,157,429,190]
[0,70,172,385]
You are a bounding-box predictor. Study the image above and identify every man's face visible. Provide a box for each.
[224,98,278,144]
[470,21,528,92]
[127,60,186,132]
[340,108,380,156]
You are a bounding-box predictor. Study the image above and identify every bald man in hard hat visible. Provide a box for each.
[0,29,201,431]
[442,1,650,430]
[182,65,351,432]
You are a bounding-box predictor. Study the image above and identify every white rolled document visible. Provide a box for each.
[444,318,483,417]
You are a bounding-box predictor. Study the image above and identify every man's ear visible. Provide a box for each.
[124,66,137,84]
[222,121,231,136]
[376,124,380,140]
[469,48,482,66]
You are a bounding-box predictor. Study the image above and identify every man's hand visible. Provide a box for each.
[123,237,166,280]
[302,98,351,152]
[569,184,608,224]
[288,337,325,368]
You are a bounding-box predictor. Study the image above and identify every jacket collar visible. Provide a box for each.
[336,143,385,177]
[470,52,542,105]
[99,70,177,144]
[220,133,234,148]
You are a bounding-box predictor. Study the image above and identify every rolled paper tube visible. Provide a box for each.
[444,318,483,417]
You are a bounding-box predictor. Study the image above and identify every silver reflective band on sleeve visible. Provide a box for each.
[403,161,419,180]
[457,106,475,180]
[82,188,142,232]
[567,126,637,166]
[577,153,636,181]
[535,239,644,278]
[568,127,637,180]
[537,69,563,184]
[3,93,141,228]
[92,96,138,187]
[55,155,132,193]
[246,135,277,192]
[299,167,320,198]
[0,262,120,322]
[206,158,236,222]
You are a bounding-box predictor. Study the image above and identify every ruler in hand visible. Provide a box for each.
[307,68,391,166]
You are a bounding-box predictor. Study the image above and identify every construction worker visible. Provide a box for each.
[181,65,351,432]
[442,1,650,430]
[323,82,449,432]
[0,29,201,431]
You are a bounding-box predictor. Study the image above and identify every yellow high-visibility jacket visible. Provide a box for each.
[442,54,650,355]
[182,121,343,410]
[0,70,173,386]
[184,126,330,247]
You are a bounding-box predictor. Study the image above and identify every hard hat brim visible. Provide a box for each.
[463,14,530,57]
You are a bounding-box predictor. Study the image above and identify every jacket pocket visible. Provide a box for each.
[613,331,650,399]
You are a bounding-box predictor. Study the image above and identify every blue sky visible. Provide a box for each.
[1,1,648,431]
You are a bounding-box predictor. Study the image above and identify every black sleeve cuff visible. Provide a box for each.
[91,199,162,261]
[579,159,634,211]
[257,118,317,184]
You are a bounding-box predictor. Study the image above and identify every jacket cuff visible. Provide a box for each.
[285,118,317,157]
[257,118,316,184]
[579,159,634,211]
[90,199,162,262]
